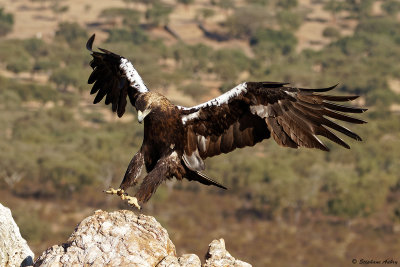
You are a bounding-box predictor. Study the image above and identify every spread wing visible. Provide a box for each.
[86,34,149,117]
[180,82,367,169]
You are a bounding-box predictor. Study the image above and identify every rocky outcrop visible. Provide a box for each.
[34,210,175,266]
[34,209,252,267]
[157,254,202,266]
[0,203,34,267]
[204,239,251,267]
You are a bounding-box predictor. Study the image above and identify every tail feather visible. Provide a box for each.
[186,171,227,190]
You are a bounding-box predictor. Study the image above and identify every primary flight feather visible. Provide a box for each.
[86,34,367,208]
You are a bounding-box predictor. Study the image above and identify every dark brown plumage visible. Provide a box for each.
[86,34,367,205]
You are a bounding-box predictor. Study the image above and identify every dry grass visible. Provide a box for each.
[1,0,126,40]
[388,78,400,94]
[296,0,357,52]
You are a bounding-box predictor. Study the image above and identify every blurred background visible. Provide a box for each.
[0,0,399,266]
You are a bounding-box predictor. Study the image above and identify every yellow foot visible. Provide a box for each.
[104,188,141,210]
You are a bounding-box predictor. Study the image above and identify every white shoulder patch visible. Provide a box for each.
[119,58,149,93]
[178,82,248,112]
[179,82,247,124]
[181,110,200,125]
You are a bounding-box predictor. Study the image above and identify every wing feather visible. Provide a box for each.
[182,81,366,159]
[93,82,109,104]
[315,94,359,102]
[299,84,339,92]
[323,101,367,113]
[86,34,149,117]
[280,100,328,150]
[117,87,128,117]
[323,109,366,124]
[91,78,104,95]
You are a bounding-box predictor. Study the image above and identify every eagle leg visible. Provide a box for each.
[135,152,181,203]
[104,188,141,210]
[119,150,145,191]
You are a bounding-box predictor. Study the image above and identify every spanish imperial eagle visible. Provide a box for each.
[86,34,366,209]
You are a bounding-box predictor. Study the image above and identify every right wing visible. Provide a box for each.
[86,34,149,117]
[180,82,367,167]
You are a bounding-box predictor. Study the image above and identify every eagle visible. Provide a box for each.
[86,34,366,209]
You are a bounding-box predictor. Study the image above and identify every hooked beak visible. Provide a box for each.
[137,109,151,123]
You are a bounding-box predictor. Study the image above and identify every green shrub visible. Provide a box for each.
[344,0,373,18]
[33,59,60,72]
[145,2,172,27]
[323,0,345,18]
[23,38,48,58]
[50,65,89,92]
[178,0,194,5]
[250,28,297,57]
[276,10,303,31]
[0,40,33,73]
[14,82,59,103]
[6,57,32,73]
[322,26,341,39]
[107,28,149,45]
[100,8,141,30]
[355,17,400,41]
[216,0,235,10]
[211,49,251,82]
[382,0,400,16]
[0,8,13,36]
[246,0,269,6]
[172,43,213,73]
[198,8,215,21]
[55,22,88,46]
[224,6,271,39]
[277,0,297,9]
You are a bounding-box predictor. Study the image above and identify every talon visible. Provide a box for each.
[104,188,120,195]
[126,196,141,210]
[104,188,141,209]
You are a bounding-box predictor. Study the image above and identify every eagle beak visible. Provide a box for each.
[137,109,151,123]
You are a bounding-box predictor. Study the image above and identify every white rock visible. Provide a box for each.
[34,210,251,267]
[34,210,176,267]
[0,203,34,267]
[157,254,201,267]
[204,239,252,267]
[179,254,201,266]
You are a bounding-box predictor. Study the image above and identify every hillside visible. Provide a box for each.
[0,0,400,265]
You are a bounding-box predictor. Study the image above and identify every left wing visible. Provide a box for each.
[179,82,367,169]
[86,34,149,117]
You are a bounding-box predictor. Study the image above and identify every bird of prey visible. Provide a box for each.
[86,34,366,209]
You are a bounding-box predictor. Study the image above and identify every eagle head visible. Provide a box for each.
[135,92,172,123]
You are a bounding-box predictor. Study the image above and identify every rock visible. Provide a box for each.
[34,209,251,267]
[179,254,202,266]
[34,210,175,267]
[157,255,181,266]
[0,203,34,267]
[204,239,252,267]
[157,254,201,267]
